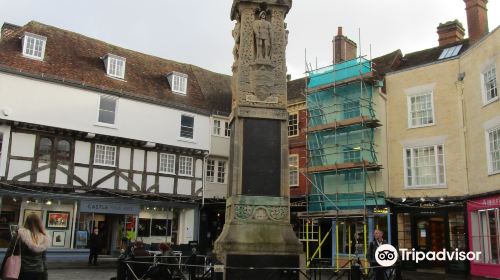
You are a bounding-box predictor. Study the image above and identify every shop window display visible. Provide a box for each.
[0,197,21,248]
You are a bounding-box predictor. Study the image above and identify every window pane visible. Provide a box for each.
[39,138,52,161]
[108,57,125,78]
[224,122,231,137]
[409,93,434,127]
[289,155,298,186]
[405,145,444,187]
[480,210,490,263]
[99,96,117,124]
[217,161,226,183]
[484,67,498,102]
[100,96,116,111]
[94,144,116,166]
[490,127,500,173]
[56,140,71,162]
[489,209,499,263]
[213,120,221,136]
[179,156,193,176]
[206,160,215,182]
[288,114,298,136]
[160,153,175,174]
[98,111,115,124]
[180,115,194,139]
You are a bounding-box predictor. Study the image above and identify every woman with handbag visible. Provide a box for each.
[1,213,50,280]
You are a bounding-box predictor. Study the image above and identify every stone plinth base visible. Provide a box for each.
[214,221,304,280]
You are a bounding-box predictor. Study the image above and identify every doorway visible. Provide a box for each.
[415,217,445,270]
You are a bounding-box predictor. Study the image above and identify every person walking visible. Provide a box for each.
[1,213,50,280]
[88,228,101,266]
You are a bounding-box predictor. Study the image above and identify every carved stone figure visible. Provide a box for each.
[232,14,241,69]
[253,11,272,61]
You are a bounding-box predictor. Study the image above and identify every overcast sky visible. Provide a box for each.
[1,1,498,79]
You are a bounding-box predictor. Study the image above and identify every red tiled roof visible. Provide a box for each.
[397,40,470,71]
[0,21,232,115]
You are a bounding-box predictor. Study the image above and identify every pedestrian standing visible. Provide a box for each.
[88,228,101,266]
[187,247,198,280]
[367,229,387,280]
[1,213,50,280]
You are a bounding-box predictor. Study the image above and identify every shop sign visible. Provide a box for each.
[80,200,140,215]
[478,196,500,208]
[373,208,388,214]
[420,202,436,208]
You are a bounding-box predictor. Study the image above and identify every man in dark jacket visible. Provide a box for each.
[367,229,387,280]
[88,228,101,266]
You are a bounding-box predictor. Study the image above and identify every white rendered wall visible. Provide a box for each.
[0,73,210,151]
[178,209,195,244]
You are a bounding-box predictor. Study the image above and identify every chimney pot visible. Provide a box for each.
[464,0,489,44]
[333,27,357,64]
[437,20,465,46]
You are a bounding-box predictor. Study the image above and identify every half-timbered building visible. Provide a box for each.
[0,21,231,255]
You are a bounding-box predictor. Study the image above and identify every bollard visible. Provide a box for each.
[349,263,361,280]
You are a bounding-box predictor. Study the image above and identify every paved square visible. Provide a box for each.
[50,268,116,280]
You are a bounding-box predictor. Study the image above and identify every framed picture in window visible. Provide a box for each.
[46,211,70,229]
[75,231,88,248]
[52,231,66,247]
[9,225,19,237]
[23,209,43,225]
[138,219,151,237]
[151,219,171,236]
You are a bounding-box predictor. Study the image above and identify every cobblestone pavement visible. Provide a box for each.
[49,268,116,280]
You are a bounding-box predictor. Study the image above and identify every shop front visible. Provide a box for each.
[468,194,500,278]
[391,201,467,273]
[0,194,77,250]
[78,199,140,255]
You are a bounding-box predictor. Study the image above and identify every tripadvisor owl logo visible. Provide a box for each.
[375,244,399,267]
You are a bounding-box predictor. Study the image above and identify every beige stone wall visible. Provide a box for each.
[386,59,469,199]
[460,30,500,195]
[374,90,389,195]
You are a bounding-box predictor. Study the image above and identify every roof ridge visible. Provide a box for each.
[19,20,228,77]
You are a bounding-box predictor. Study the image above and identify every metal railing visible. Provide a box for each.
[117,255,401,280]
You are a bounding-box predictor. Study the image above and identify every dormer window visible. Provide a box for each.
[22,32,46,60]
[167,72,188,95]
[104,54,126,79]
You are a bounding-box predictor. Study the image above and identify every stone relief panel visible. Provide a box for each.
[233,204,289,222]
[231,4,289,109]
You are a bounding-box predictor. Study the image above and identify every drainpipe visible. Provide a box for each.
[455,67,470,195]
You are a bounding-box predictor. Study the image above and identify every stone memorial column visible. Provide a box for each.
[214,0,304,279]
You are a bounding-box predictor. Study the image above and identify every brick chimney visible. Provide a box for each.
[333,27,357,64]
[437,20,465,46]
[464,0,489,44]
[1,22,20,41]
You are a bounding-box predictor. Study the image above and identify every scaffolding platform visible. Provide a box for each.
[308,115,381,133]
[306,71,376,94]
[297,209,366,219]
[307,161,381,173]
